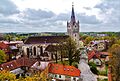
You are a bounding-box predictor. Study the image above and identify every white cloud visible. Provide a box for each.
[0,0,119,32]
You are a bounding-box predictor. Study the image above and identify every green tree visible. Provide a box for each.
[88,62,99,75]
[84,36,94,44]
[0,70,16,81]
[0,50,7,64]
[61,37,80,65]
[108,44,120,81]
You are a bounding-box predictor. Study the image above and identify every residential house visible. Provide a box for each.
[48,63,81,81]
[89,40,109,51]
[0,57,37,77]
[88,50,109,68]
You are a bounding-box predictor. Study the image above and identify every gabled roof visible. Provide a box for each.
[24,36,69,44]
[48,63,80,77]
[88,51,96,60]
[88,51,109,60]
[45,45,59,52]
[0,57,37,71]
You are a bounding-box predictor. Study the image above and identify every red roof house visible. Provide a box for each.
[0,57,37,71]
[0,42,8,49]
[48,63,80,77]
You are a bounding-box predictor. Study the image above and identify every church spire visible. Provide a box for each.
[71,2,76,23]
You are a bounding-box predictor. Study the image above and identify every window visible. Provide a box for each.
[75,34,76,37]
[73,77,76,81]
[56,66,58,70]
[71,68,74,72]
[11,64,13,67]
[59,75,61,78]
[0,68,3,70]
[55,74,57,77]
[52,66,54,70]
[67,68,69,71]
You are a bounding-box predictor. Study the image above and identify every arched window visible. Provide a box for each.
[26,48,29,58]
[40,46,43,55]
[33,47,36,56]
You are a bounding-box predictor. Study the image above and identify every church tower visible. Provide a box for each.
[67,3,80,44]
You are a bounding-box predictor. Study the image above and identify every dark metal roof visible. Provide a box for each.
[24,36,69,44]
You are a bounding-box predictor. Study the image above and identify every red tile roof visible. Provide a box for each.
[88,51,109,60]
[48,63,80,77]
[88,51,96,60]
[0,57,37,71]
[0,42,8,49]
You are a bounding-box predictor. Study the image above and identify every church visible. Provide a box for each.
[22,4,80,60]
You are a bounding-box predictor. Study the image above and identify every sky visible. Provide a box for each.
[0,0,120,33]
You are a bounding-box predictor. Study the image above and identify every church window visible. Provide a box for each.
[26,48,29,58]
[33,47,36,56]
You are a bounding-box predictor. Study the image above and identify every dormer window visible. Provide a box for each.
[71,68,74,72]
[11,64,13,67]
[0,68,3,70]
[67,68,69,71]
[7,66,9,68]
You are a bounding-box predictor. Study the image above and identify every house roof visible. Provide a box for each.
[0,42,8,49]
[88,51,109,60]
[45,45,59,52]
[24,36,69,44]
[48,63,80,77]
[88,51,96,60]
[0,57,37,71]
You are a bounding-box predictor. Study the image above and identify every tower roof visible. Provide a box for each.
[71,2,76,23]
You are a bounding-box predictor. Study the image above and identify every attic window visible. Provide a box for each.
[11,64,13,67]
[7,66,9,68]
[71,68,74,72]
[0,68,3,70]
[67,68,69,71]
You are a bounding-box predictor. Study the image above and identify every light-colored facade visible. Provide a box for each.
[67,3,80,45]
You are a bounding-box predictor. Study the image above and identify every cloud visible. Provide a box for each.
[21,8,55,20]
[0,0,20,16]
[0,0,120,32]
[77,13,102,24]
[94,0,120,31]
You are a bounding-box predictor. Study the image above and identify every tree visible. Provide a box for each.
[0,70,16,81]
[108,44,120,81]
[84,36,94,44]
[0,50,7,64]
[61,37,80,65]
[88,62,99,75]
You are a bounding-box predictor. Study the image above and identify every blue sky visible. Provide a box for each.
[0,0,120,32]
